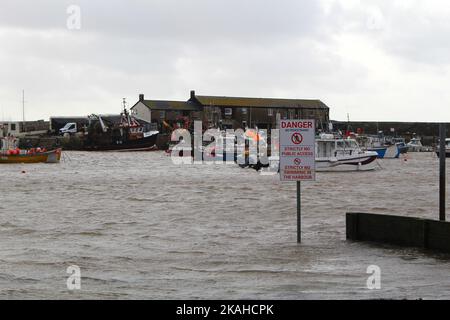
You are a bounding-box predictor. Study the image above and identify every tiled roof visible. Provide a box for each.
[142,100,201,111]
[194,95,328,109]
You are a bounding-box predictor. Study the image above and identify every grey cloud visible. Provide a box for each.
[0,0,450,121]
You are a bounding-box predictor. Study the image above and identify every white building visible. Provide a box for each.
[0,121,49,138]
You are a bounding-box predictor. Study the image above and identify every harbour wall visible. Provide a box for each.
[18,134,171,151]
[346,212,450,253]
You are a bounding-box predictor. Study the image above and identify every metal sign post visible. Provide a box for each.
[297,181,301,243]
[439,123,446,221]
[279,120,316,243]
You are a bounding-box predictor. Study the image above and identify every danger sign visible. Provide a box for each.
[291,133,303,145]
[279,119,316,181]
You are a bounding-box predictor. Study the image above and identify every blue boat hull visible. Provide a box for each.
[368,147,387,159]
[397,143,408,154]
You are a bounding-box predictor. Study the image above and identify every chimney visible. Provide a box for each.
[139,94,144,102]
[190,90,196,100]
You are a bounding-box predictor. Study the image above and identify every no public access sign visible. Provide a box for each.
[279,120,316,181]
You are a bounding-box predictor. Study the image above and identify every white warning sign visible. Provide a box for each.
[279,120,316,181]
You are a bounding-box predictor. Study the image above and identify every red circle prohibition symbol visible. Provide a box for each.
[291,132,303,145]
[294,158,302,165]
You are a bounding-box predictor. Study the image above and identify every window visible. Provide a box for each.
[289,110,294,119]
[336,141,345,150]
[241,108,247,115]
[159,111,166,119]
[267,108,273,116]
[345,140,357,149]
[10,123,16,131]
[224,108,232,116]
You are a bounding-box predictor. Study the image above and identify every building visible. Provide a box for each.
[131,90,330,132]
[0,120,49,138]
[131,95,202,133]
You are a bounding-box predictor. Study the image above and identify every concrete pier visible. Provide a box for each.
[346,212,450,253]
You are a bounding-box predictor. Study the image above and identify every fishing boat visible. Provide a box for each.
[436,138,450,158]
[81,102,159,151]
[1,137,61,164]
[0,148,62,164]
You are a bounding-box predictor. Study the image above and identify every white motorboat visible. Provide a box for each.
[267,134,379,172]
[407,137,430,152]
[315,135,379,171]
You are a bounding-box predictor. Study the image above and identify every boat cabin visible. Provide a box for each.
[408,138,423,146]
[316,137,362,158]
[0,136,18,152]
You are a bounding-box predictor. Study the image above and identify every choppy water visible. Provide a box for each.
[0,151,450,299]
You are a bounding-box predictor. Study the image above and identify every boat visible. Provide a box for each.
[436,138,450,158]
[406,137,431,152]
[267,134,379,172]
[315,135,379,171]
[0,148,62,164]
[1,137,61,164]
[392,138,408,154]
[357,135,387,159]
[168,129,270,170]
[374,135,406,158]
[81,102,159,151]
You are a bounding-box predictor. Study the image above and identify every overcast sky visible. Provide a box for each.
[1,0,450,122]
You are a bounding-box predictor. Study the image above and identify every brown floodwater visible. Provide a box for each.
[0,151,449,299]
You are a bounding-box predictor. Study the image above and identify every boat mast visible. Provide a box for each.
[346,113,350,136]
[123,98,130,126]
[22,90,25,127]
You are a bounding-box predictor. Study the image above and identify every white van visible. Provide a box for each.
[59,122,77,135]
